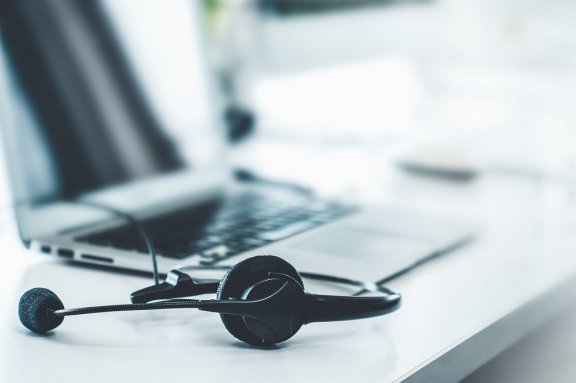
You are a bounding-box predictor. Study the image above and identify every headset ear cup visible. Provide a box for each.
[216,255,304,346]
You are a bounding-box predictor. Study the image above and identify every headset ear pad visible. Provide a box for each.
[216,255,304,346]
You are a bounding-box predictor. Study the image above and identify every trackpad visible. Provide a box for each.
[290,228,437,280]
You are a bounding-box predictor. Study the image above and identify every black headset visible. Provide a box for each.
[19,255,401,347]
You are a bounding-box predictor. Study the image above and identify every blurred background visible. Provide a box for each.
[1,0,576,205]
[199,0,576,203]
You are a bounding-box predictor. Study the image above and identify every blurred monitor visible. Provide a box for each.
[0,0,226,203]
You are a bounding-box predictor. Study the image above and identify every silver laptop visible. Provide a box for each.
[0,0,472,282]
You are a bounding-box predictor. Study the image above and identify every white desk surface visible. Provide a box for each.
[2,170,576,383]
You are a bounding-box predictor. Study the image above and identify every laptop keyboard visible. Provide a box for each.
[75,193,356,265]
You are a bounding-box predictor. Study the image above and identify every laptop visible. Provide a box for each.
[0,0,473,282]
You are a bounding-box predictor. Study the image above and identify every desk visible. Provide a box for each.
[1,170,576,383]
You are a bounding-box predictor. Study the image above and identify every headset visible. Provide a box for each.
[15,200,401,347]
[19,256,401,347]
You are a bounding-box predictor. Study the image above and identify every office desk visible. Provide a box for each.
[1,172,576,383]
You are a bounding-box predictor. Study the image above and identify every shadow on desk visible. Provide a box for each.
[462,303,576,383]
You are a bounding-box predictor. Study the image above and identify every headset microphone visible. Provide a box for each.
[18,288,209,334]
[19,288,65,334]
[18,256,401,347]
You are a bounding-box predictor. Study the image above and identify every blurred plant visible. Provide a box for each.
[202,0,222,30]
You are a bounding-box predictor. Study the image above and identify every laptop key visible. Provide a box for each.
[201,245,229,258]
[258,221,317,242]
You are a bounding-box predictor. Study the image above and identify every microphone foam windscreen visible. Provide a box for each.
[18,288,65,333]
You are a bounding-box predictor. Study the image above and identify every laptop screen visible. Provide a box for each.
[0,0,224,206]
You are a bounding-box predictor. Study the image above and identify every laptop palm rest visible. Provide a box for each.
[289,227,442,282]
